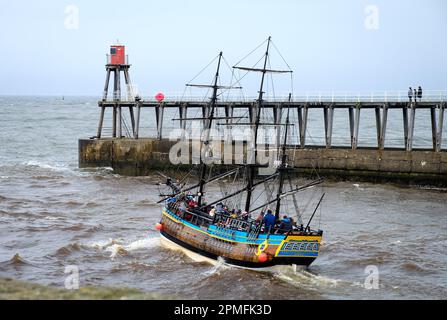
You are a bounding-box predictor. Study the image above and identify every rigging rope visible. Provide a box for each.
[233,38,269,67]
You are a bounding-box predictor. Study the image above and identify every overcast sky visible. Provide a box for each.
[0,0,446,96]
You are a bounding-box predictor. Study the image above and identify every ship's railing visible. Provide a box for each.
[213,214,254,232]
[166,203,213,227]
[166,203,322,237]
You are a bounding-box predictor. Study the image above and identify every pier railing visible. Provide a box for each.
[95,90,446,152]
[128,90,447,104]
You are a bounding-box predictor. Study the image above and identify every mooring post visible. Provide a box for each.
[324,104,334,148]
[437,102,445,152]
[379,103,388,149]
[298,104,308,148]
[375,106,381,148]
[407,101,416,151]
[403,103,409,149]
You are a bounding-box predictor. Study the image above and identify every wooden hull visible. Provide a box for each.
[159,208,322,268]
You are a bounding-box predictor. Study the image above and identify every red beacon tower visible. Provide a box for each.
[97,43,138,140]
[108,44,126,65]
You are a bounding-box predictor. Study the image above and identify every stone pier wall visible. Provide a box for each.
[79,138,447,186]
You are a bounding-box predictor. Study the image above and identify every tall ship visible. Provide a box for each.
[156,37,325,268]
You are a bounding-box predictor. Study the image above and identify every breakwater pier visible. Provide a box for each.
[79,44,446,185]
[79,95,447,185]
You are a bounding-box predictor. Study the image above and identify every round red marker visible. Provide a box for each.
[155,92,165,102]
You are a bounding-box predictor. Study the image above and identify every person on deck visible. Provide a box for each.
[255,211,265,224]
[188,198,198,209]
[278,215,292,234]
[417,86,423,101]
[215,202,224,214]
[240,211,250,221]
[408,87,413,102]
[263,210,276,233]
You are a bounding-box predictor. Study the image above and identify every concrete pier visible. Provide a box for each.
[79,138,447,186]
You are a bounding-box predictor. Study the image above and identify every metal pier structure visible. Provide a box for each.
[96,94,446,152]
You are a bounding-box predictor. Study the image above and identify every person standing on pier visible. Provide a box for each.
[417,86,423,101]
[414,89,417,102]
[408,87,413,102]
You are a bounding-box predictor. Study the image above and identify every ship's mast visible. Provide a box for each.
[197,52,223,206]
[243,36,271,212]
[274,94,291,220]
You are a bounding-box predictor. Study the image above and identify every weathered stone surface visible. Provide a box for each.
[79,138,447,185]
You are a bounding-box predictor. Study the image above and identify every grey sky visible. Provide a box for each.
[0,0,445,96]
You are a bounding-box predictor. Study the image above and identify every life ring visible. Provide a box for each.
[256,239,269,256]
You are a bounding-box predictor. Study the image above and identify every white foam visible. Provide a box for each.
[106,244,127,259]
[124,238,161,252]
[44,216,62,221]
[203,257,230,276]
[88,238,119,249]
[89,237,160,259]
[275,267,341,288]
[24,160,71,173]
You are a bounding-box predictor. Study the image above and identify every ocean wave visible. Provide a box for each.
[202,257,230,276]
[88,237,161,259]
[399,262,436,274]
[10,253,28,265]
[135,199,158,207]
[1,160,118,179]
[0,253,36,267]
[274,267,342,288]
[55,243,83,256]
[23,160,73,173]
